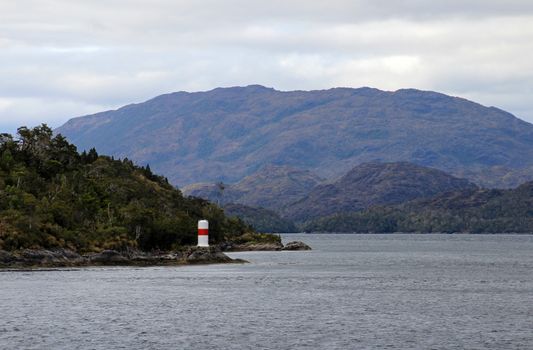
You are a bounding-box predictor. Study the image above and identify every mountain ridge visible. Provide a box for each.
[183,164,323,211]
[303,181,533,233]
[56,85,533,188]
[283,162,478,223]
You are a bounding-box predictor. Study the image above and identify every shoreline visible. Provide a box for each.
[0,246,247,270]
[0,240,311,270]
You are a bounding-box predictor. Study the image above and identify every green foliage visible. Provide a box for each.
[0,124,252,252]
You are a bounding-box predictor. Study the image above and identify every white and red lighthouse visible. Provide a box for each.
[197,220,209,247]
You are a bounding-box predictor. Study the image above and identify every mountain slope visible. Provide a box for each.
[183,165,323,211]
[56,85,533,188]
[303,181,533,233]
[283,162,477,223]
[223,203,297,233]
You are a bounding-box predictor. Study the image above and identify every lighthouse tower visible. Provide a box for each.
[197,220,209,247]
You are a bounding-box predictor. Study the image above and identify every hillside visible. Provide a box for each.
[183,165,323,211]
[0,125,251,253]
[56,85,533,188]
[223,203,297,233]
[303,181,533,233]
[284,162,477,223]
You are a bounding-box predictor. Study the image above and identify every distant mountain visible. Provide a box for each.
[183,165,323,211]
[56,85,533,188]
[283,162,477,223]
[223,203,297,233]
[303,181,533,233]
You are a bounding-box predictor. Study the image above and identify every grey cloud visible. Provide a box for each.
[1,0,533,134]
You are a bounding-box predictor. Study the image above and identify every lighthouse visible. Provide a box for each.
[197,220,209,247]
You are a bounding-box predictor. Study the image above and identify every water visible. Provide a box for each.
[1,234,533,349]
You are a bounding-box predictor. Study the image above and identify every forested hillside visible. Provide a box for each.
[0,125,250,252]
[304,182,533,233]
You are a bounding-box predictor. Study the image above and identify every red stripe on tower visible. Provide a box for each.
[197,220,209,247]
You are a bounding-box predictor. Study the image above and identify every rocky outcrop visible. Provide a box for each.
[282,241,312,251]
[0,250,15,264]
[185,246,238,264]
[0,247,244,269]
[222,240,312,251]
[0,249,86,268]
[88,250,129,264]
[0,240,312,268]
[224,241,284,252]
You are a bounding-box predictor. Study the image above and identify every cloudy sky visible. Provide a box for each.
[1,0,533,135]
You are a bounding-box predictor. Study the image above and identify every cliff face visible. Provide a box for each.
[56,85,533,188]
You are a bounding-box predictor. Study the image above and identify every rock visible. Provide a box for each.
[89,250,128,264]
[227,242,283,251]
[218,241,235,251]
[16,249,85,266]
[20,249,55,262]
[282,241,312,251]
[57,249,84,260]
[185,246,234,264]
[0,247,242,268]
[0,250,15,264]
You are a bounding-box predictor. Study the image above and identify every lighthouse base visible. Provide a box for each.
[197,235,209,247]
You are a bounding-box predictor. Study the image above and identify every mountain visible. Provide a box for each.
[183,165,323,211]
[56,85,533,188]
[303,181,533,233]
[283,162,477,223]
[223,203,297,233]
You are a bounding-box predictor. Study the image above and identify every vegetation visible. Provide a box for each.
[223,203,297,233]
[303,184,533,233]
[0,125,252,252]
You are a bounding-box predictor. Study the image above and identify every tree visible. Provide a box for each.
[216,181,225,205]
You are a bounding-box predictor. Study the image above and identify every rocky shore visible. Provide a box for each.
[0,246,245,269]
[0,240,312,269]
[222,240,311,252]
[281,241,312,251]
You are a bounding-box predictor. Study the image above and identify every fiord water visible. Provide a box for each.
[1,234,532,349]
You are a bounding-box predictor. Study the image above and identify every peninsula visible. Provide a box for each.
[0,125,292,268]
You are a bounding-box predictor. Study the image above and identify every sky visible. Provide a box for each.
[1,0,533,135]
